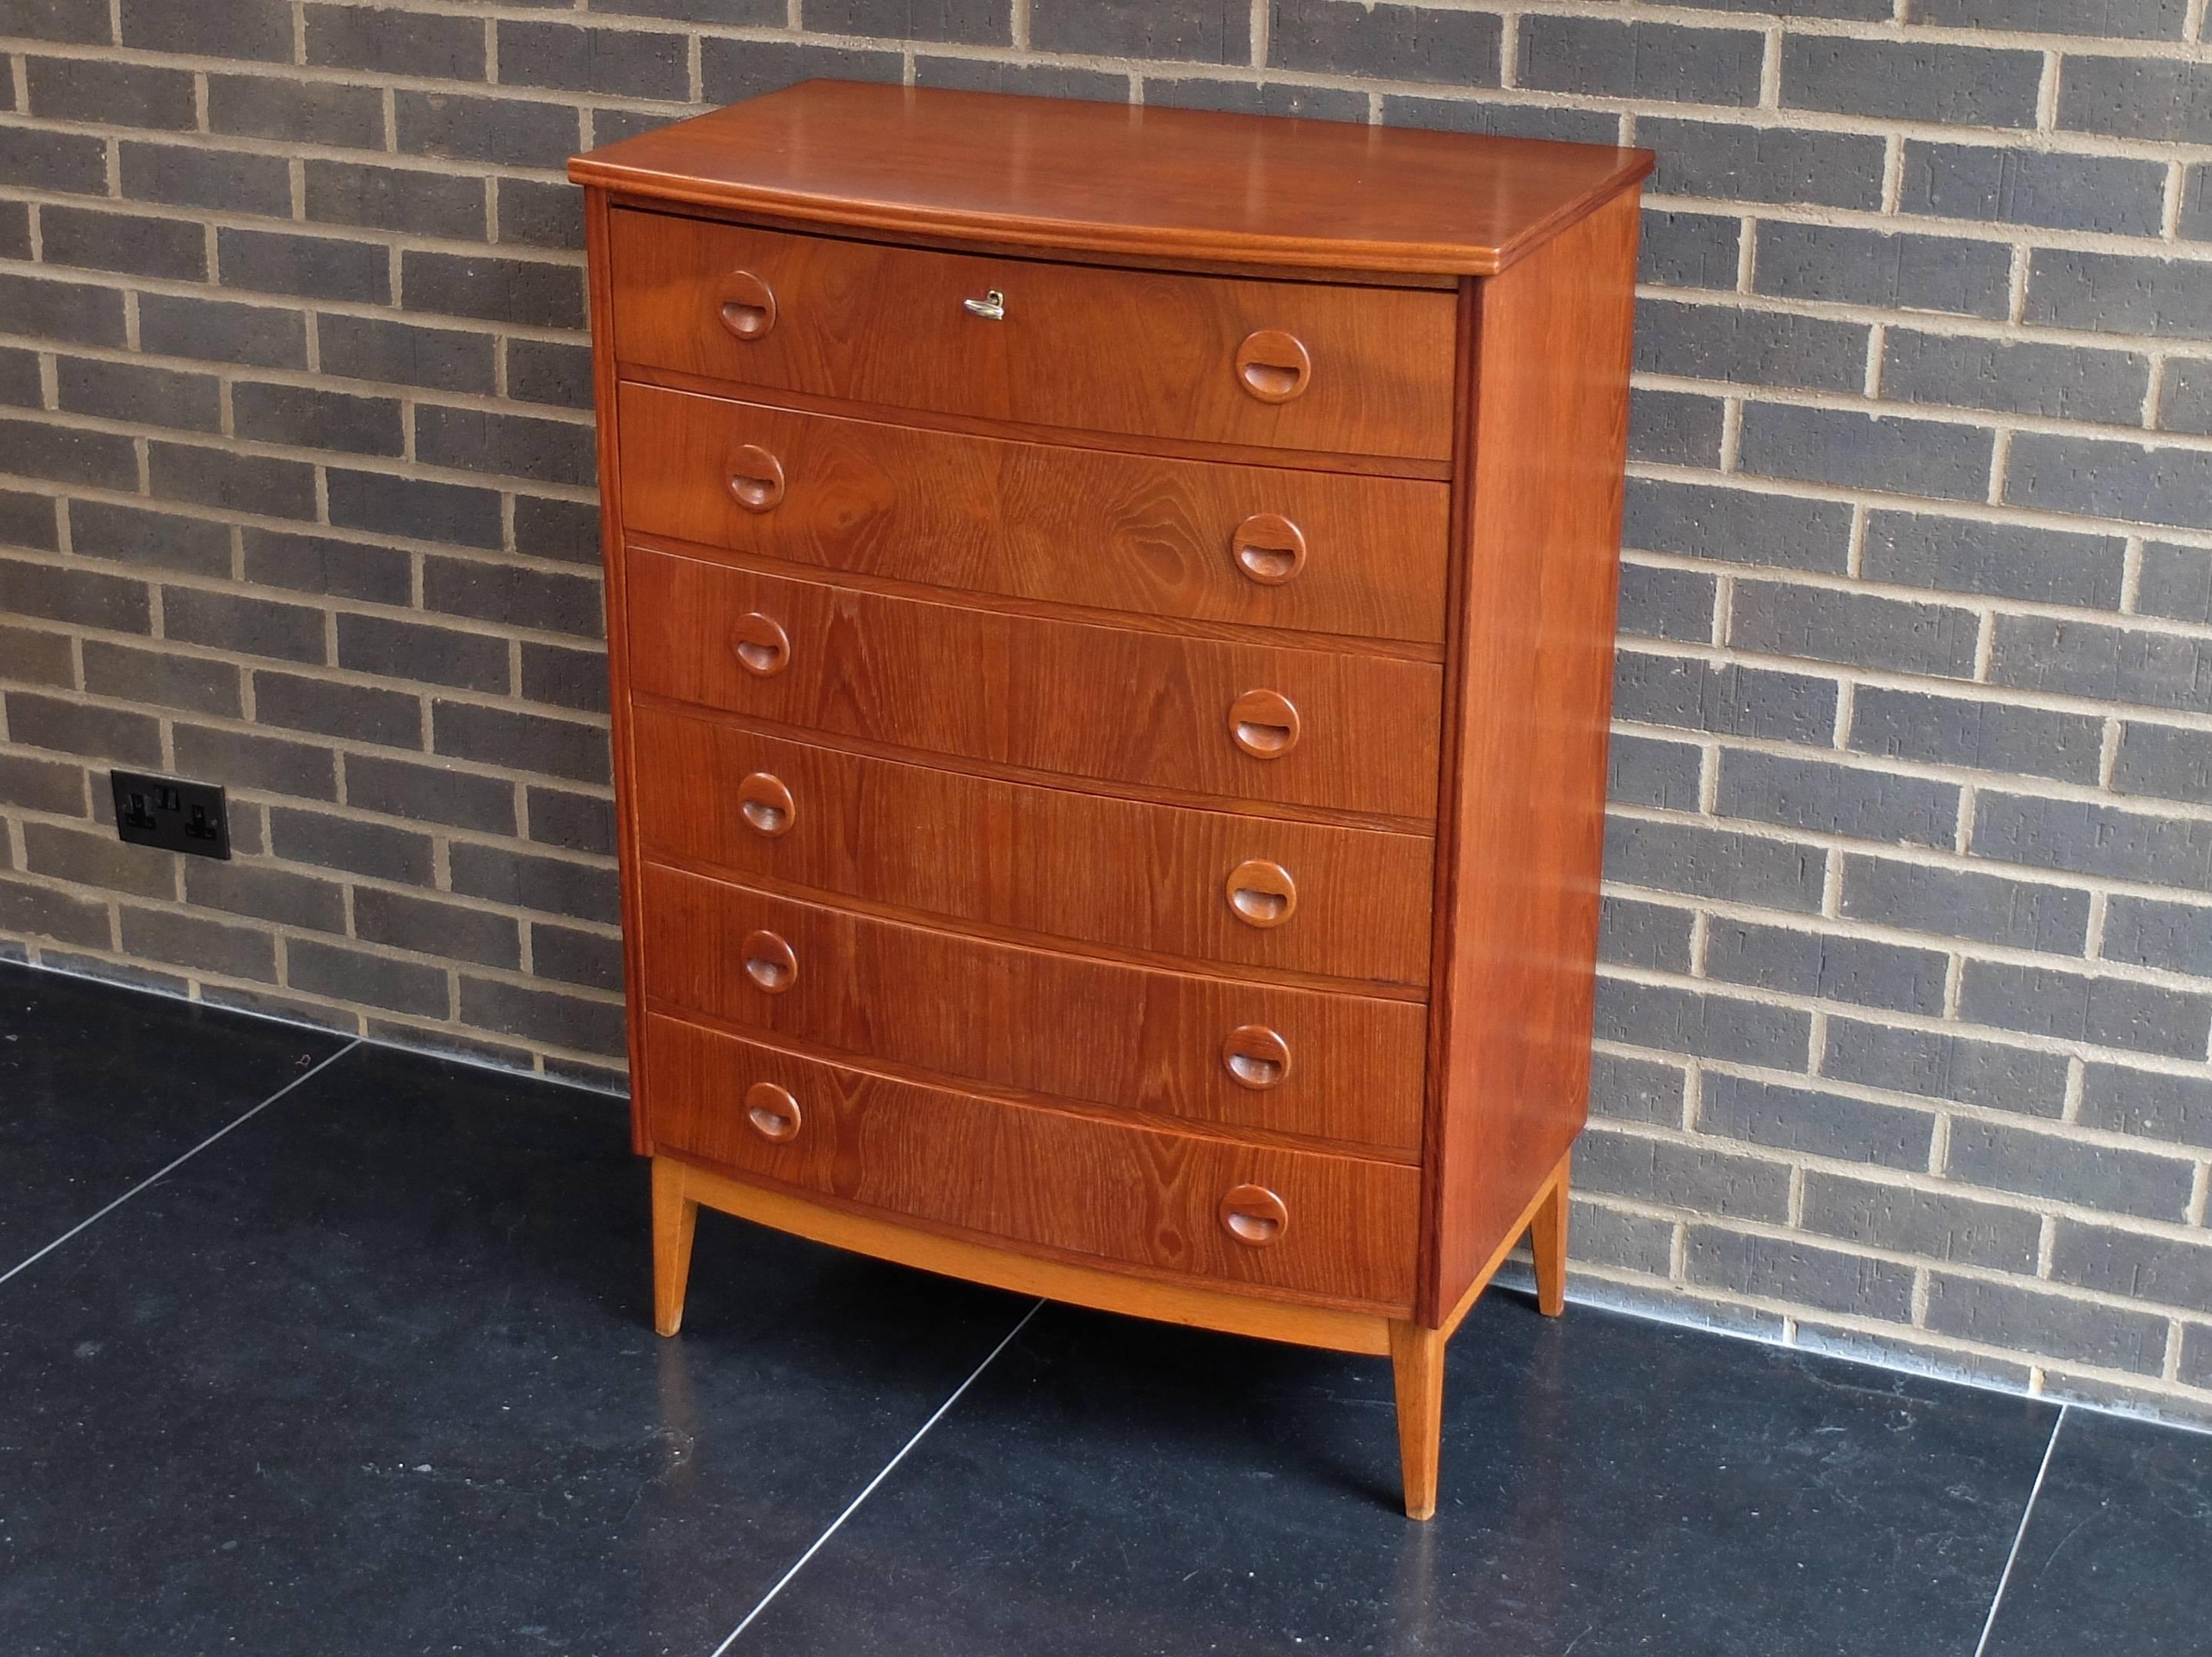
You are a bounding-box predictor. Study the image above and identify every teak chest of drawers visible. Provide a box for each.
[570,81,1652,1519]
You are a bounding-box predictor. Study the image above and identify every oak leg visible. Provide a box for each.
[1532,1153,1571,1319]
[651,1156,697,1338]
[1389,1321,1446,1522]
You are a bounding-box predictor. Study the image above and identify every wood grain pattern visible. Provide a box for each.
[630,703,1435,988]
[614,382,1452,642]
[1419,189,1642,1326]
[1389,1321,1445,1521]
[607,208,1458,460]
[569,79,1654,278]
[624,546,1442,818]
[646,1013,1420,1307]
[637,862,1429,1155]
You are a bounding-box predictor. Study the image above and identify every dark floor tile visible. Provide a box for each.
[738,1296,2057,1656]
[0,1042,1028,1656]
[1983,1409,2212,1656]
[0,961,344,1268]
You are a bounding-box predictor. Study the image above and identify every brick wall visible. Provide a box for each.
[1,0,2209,1422]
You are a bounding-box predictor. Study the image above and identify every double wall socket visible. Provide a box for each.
[110,770,230,860]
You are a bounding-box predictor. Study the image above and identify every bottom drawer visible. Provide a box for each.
[644,1011,1419,1310]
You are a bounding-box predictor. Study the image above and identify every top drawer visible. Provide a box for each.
[607,209,1459,463]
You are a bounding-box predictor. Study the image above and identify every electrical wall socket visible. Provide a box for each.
[110,770,231,860]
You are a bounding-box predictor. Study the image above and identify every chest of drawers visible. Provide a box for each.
[570,81,1651,1519]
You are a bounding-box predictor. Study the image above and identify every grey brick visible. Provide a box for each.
[118,0,289,60]
[42,206,205,282]
[524,786,614,857]
[182,857,345,933]
[920,57,1131,103]
[494,178,585,253]
[1379,95,1618,146]
[1144,76,1368,123]
[1782,36,2041,128]
[1738,405,1994,503]
[594,0,777,17]
[1883,331,2150,425]
[497,21,688,100]
[1754,222,2012,321]
[0,0,112,43]
[287,937,448,1017]
[268,806,432,883]
[1850,686,2104,787]
[1588,1050,1689,1127]
[2005,433,2212,533]
[337,614,510,696]
[1948,1116,2197,1221]
[304,160,486,242]
[2025,250,2212,342]
[354,888,520,971]
[326,469,504,551]
[344,753,516,834]
[171,724,338,802]
[1861,514,2124,610]
[2186,168,2212,244]
[1914,0,2187,35]
[2158,358,2212,437]
[1567,1200,1676,1276]
[1606,733,1703,812]
[2114,722,2212,806]
[241,528,411,607]
[2051,1221,2212,1315]
[394,92,579,171]
[448,841,619,926]
[252,670,421,749]
[1898,141,2168,238]
[698,38,906,103]
[0,491,61,552]
[401,251,585,329]
[148,443,317,522]
[518,641,609,714]
[1975,790,2212,893]
[1606,811,1830,912]
[2057,56,2212,145]
[217,228,389,305]
[433,702,610,787]
[1622,480,1853,575]
[1732,580,1980,679]
[1635,301,1869,394]
[117,905,275,981]
[1593,976,1815,1066]
[1613,654,1838,747]
[2080,1062,2212,1151]
[1928,1274,2170,1376]
[531,922,623,992]
[1642,118,1887,211]
[1987,615,2212,715]
[1841,854,2091,953]
[2104,893,2212,977]
[1685,1226,1918,1321]
[55,358,221,435]
[1030,0,1246,61]
[458,974,624,1057]
[0,274,127,350]
[161,588,326,665]
[0,418,138,491]
[1266,0,1501,85]
[806,0,1009,43]
[1717,750,1958,850]
[26,55,195,128]
[304,3,487,78]
[414,405,596,490]
[1598,894,1695,973]
[1616,563,1715,644]
[198,983,358,1033]
[0,878,110,949]
[1701,1071,1936,1170]
[119,141,292,218]
[21,819,171,896]
[1958,960,2212,1061]
[208,75,384,148]
[0,752,85,814]
[1531,17,1760,103]
[426,555,604,639]
[233,383,404,459]
[316,314,497,397]
[1575,1127,1791,1223]
[2187,1327,2212,1392]
[1802,1171,2040,1272]
[81,641,240,718]
[0,203,26,261]
[0,126,106,195]
[1640,211,1741,292]
[507,339,594,411]
[1706,919,1948,1016]
[2137,542,2212,624]
[0,348,38,409]
[137,293,307,371]
[1627,388,1725,467]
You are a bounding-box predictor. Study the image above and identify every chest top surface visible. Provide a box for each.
[567,78,1654,278]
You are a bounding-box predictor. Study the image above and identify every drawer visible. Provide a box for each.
[607,210,1458,462]
[630,704,1435,989]
[617,383,1452,644]
[644,1011,1421,1309]
[639,863,1428,1156]
[626,547,1442,820]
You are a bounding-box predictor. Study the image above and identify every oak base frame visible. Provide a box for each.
[647,1146,1573,1521]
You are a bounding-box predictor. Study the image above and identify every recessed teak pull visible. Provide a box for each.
[1219,1183,1289,1246]
[1229,689,1301,760]
[740,929,797,994]
[1230,513,1306,585]
[736,771,794,837]
[1226,860,1297,928]
[1220,1025,1290,1090]
[744,1080,802,1141]
[717,270,777,341]
[732,611,790,677]
[726,444,785,513]
[1235,329,1312,404]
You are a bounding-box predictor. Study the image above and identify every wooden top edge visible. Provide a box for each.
[567,81,1655,278]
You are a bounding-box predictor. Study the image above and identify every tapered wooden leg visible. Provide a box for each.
[651,1156,697,1338]
[1389,1320,1445,1522]
[1532,1153,1571,1318]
